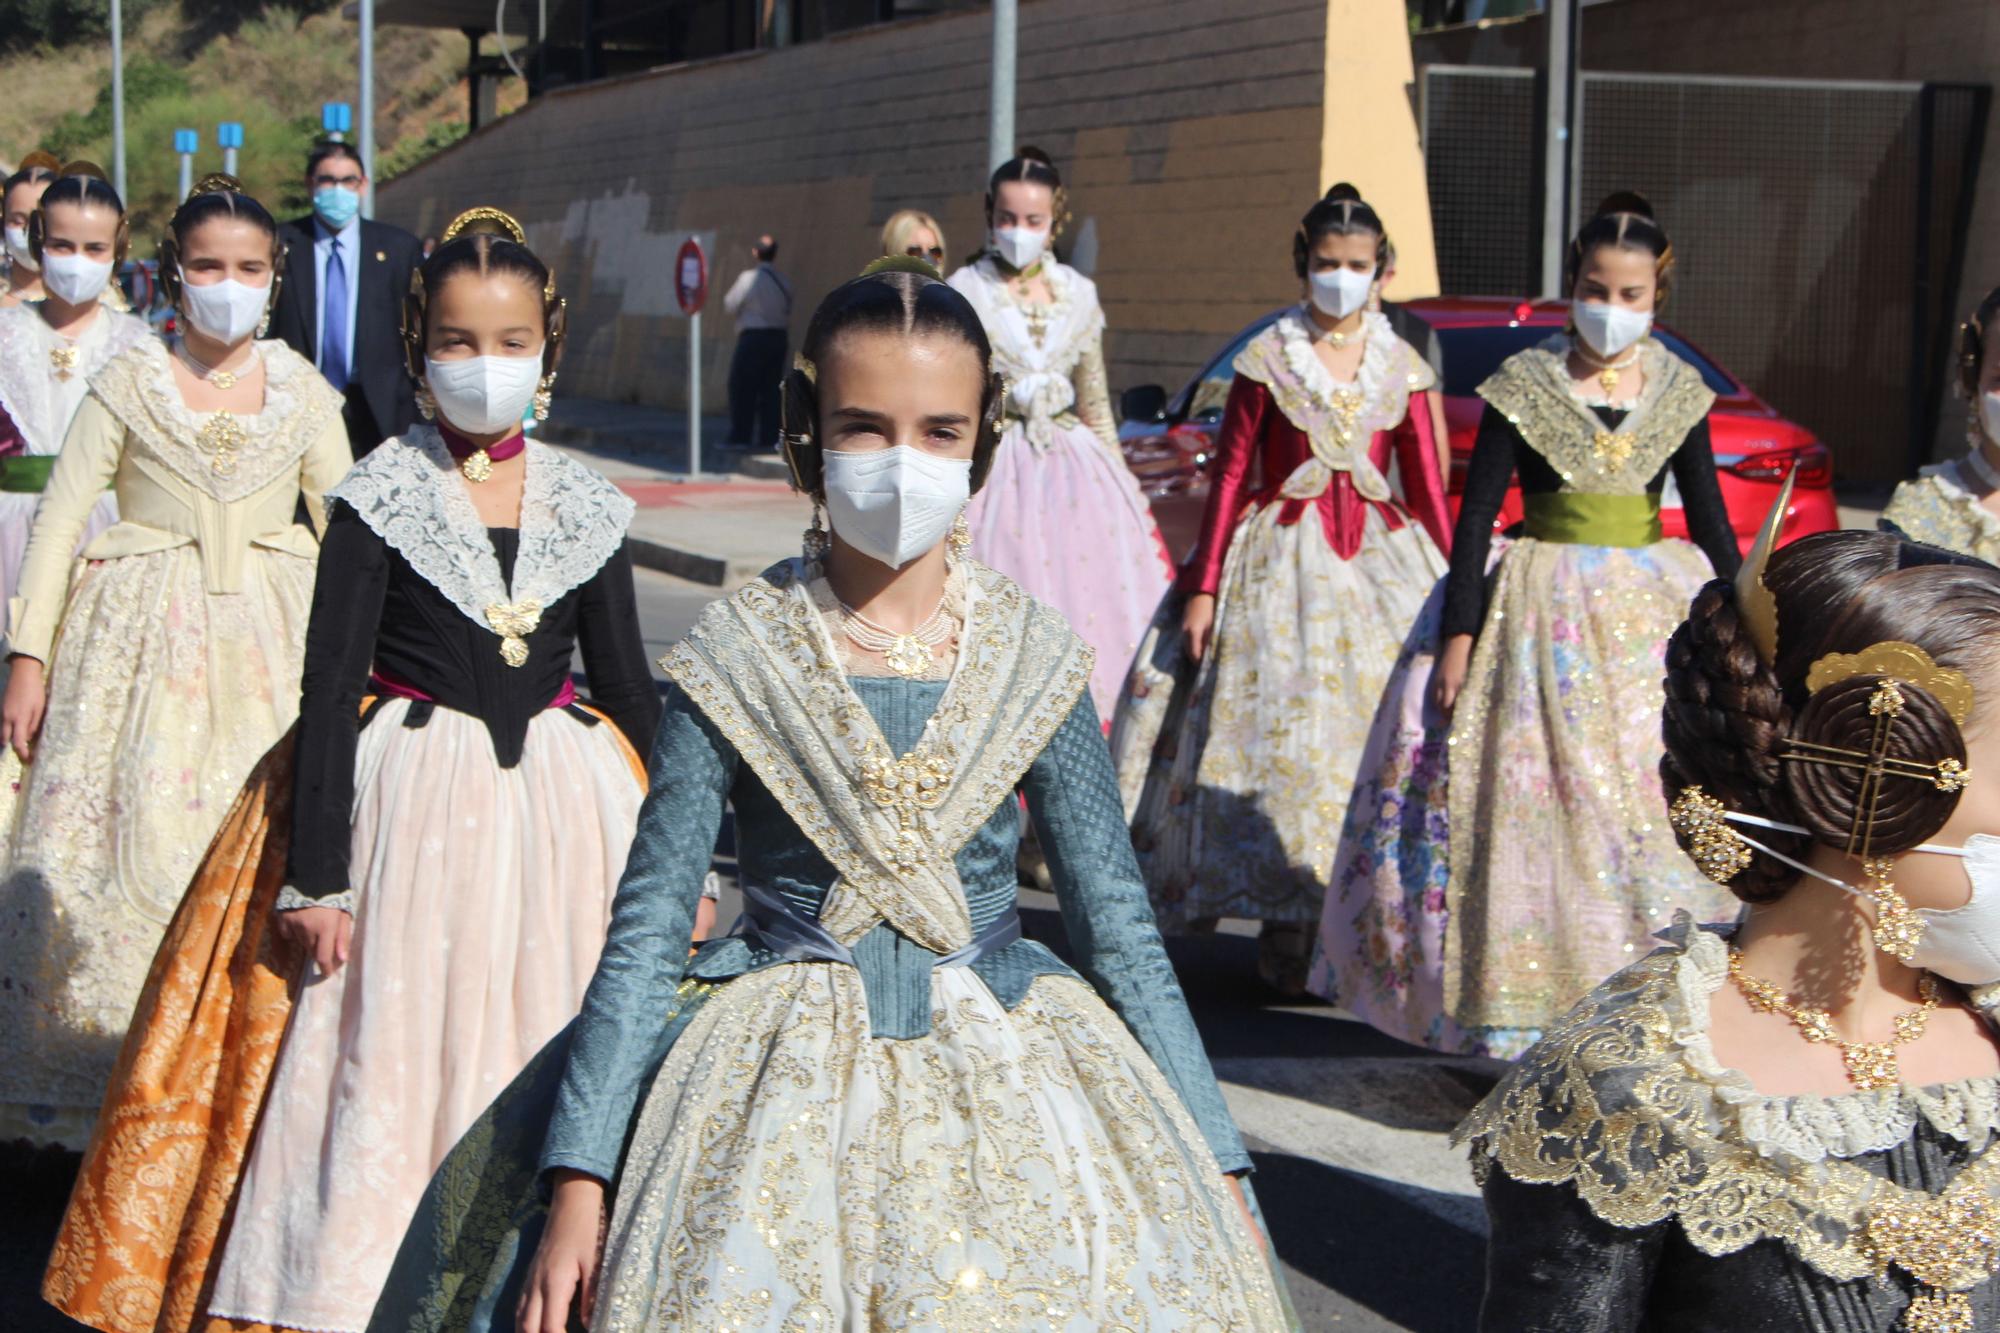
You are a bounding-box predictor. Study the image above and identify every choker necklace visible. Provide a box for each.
[1573,338,1643,397]
[1727,947,1941,1092]
[836,592,954,678]
[438,423,527,483]
[177,340,259,391]
[1312,316,1366,349]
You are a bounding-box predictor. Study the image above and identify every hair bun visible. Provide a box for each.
[1783,675,1967,855]
[1323,182,1364,204]
[860,254,941,282]
[1014,144,1054,166]
[1595,190,1655,220]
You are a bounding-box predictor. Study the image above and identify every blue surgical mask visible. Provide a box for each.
[313,185,362,230]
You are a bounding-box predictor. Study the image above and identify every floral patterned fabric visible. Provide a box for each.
[1881,456,2000,563]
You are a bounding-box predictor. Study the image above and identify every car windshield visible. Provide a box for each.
[1168,311,1737,421]
[1433,324,1737,398]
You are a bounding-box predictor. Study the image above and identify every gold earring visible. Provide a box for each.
[416,381,436,421]
[802,503,830,565]
[1861,858,1926,963]
[948,510,972,562]
[533,372,555,422]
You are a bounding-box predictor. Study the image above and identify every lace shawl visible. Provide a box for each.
[88,338,341,502]
[947,258,1106,450]
[1477,335,1715,494]
[1456,918,2000,1281]
[661,558,1093,953]
[328,426,636,632]
[0,306,153,454]
[1882,456,2000,564]
[1232,307,1435,503]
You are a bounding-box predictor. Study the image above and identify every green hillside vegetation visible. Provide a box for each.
[3,1,519,238]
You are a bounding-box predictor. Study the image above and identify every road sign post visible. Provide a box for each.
[173,128,198,201]
[218,122,243,178]
[675,237,709,478]
[321,102,353,141]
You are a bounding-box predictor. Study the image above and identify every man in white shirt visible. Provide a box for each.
[269,141,422,455]
[721,234,791,450]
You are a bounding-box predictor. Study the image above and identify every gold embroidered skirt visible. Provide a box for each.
[597,963,1289,1331]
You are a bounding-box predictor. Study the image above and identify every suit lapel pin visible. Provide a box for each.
[376,250,387,262]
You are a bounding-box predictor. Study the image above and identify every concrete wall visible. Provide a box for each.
[376,0,1342,411]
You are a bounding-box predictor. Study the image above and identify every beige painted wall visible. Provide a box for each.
[377,0,1345,410]
[1324,0,1440,298]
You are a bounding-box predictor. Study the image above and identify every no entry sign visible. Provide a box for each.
[675,237,708,316]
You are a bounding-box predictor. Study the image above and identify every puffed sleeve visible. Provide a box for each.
[1021,690,1251,1174]
[1668,417,1740,578]
[1478,1168,1662,1331]
[285,501,389,902]
[1072,334,1122,452]
[296,408,353,536]
[539,683,735,1182]
[575,541,664,754]
[6,394,125,662]
[1440,405,1522,639]
[1176,373,1266,597]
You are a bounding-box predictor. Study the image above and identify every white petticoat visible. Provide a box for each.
[208,699,644,1332]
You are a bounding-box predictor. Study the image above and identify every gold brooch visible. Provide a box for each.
[1668,786,1751,884]
[483,598,542,667]
[49,345,78,381]
[460,448,493,483]
[860,744,953,878]
[1866,1182,2000,1332]
[195,410,247,477]
[1591,429,1636,469]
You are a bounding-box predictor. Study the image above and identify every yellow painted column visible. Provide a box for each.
[1321,0,1440,300]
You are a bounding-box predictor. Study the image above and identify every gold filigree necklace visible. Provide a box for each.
[837,593,954,679]
[1573,338,1643,397]
[48,342,78,381]
[1727,947,1941,1092]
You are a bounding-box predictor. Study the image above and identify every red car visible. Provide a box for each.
[1118,297,1837,560]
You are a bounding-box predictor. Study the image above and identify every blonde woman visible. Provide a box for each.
[880,208,945,268]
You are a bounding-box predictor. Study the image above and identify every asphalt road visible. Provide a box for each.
[1,568,1500,1332]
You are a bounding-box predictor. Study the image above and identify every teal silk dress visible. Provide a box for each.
[367,559,1292,1332]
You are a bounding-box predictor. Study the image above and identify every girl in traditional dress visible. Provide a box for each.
[1,151,58,308]
[366,259,1291,1333]
[1462,524,2000,1330]
[1111,185,1453,994]
[949,147,1169,717]
[0,166,153,608]
[0,175,347,1147]
[1882,284,2000,562]
[41,207,675,1333]
[1314,195,1741,1058]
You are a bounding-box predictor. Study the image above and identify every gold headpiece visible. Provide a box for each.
[187,172,244,201]
[1805,641,1974,725]
[793,353,816,384]
[441,206,525,245]
[1733,466,1797,666]
[860,253,941,282]
[55,159,109,184]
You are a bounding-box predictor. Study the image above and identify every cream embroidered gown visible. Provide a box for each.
[0,302,153,606]
[1881,440,2000,563]
[0,337,348,1146]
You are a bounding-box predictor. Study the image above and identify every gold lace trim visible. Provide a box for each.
[1476,337,1715,494]
[1457,924,2000,1283]
[662,558,1091,952]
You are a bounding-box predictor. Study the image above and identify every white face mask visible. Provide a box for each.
[180,270,272,345]
[41,253,113,305]
[991,225,1047,271]
[1979,391,2000,448]
[4,226,35,272]
[425,355,542,435]
[1309,267,1374,320]
[821,445,972,569]
[1573,300,1653,359]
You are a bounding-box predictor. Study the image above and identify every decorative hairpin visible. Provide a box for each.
[1733,466,1796,666]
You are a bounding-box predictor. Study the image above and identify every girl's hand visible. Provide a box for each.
[1430,634,1475,716]
[2,655,47,761]
[1181,593,1218,662]
[1223,1174,1265,1253]
[519,1171,607,1333]
[275,905,354,977]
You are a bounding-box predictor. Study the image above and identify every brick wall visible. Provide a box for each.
[377,0,1330,410]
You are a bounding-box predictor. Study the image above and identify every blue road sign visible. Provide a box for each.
[321,103,353,135]
[173,129,199,155]
[217,122,244,149]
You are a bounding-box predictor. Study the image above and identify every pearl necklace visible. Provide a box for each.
[177,339,259,391]
[1313,316,1366,349]
[1573,338,1644,396]
[836,593,955,678]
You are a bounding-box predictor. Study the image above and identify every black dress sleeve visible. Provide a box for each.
[576,540,663,754]
[1479,1169,1663,1332]
[287,500,391,898]
[1668,416,1741,578]
[1440,404,1522,639]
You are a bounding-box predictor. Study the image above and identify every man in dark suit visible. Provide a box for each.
[269,140,422,456]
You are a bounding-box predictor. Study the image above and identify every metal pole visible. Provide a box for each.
[688,310,702,478]
[177,152,192,202]
[110,0,126,198]
[988,0,1016,173]
[359,0,376,217]
[1540,0,1578,297]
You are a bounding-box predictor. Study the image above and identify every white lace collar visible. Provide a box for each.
[329,426,636,633]
[1667,922,2000,1166]
[1273,307,1430,434]
[0,304,151,453]
[948,257,1104,375]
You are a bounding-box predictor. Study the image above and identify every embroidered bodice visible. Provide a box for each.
[947,257,1117,449]
[0,303,152,456]
[1882,452,2000,564]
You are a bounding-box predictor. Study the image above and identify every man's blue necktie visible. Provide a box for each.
[321,237,349,393]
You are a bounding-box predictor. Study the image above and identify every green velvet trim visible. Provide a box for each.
[1522,491,1663,547]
